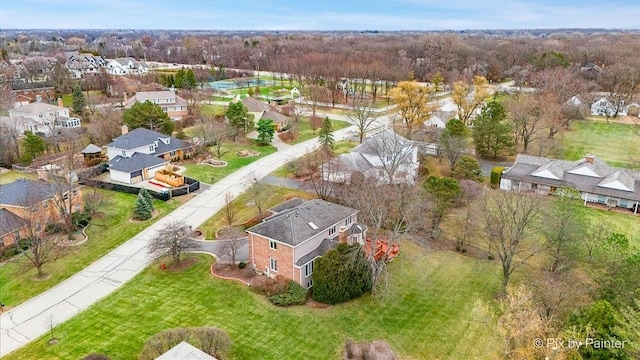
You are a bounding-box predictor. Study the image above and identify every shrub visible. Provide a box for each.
[238,261,247,269]
[453,155,483,182]
[490,166,505,188]
[313,244,372,305]
[72,210,92,229]
[44,223,63,234]
[269,280,308,306]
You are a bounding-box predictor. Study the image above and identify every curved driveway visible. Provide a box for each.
[0,126,366,357]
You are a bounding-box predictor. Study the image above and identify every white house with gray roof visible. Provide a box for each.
[106,57,148,76]
[500,154,640,214]
[106,127,193,184]
[246,199,366,289]
[7,102,81,136]
[125,90,188,120]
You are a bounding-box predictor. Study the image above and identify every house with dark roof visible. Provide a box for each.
[500,154,640,214]
[246,198,365,289]
[0,179,82,246]
[237,96,290,130]
[321,129,419,185]
[124,90,188,120]
[106,127,194,184]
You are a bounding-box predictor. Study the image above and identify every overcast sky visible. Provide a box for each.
[1,0,639,30]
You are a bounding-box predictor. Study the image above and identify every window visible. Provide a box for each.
[329,225,337,236]
[345,216,352,226]
[597,195,606,204]
[149,145,154,152]
[169,150,176,157]
[121,150,126,157]
[304,261,314,277]
[269,240,277,250]
[269,258,277,271]
[307,280,313,288]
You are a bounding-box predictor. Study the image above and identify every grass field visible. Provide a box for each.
[0,171,36,185]
[560,121,640,168]
[200,104,227,117]
[61,90,102,108]
[5,243,500,360]
[182,141,276,184]
[198,185,315,238]
[291,117,350,144]
[0,190,180,307]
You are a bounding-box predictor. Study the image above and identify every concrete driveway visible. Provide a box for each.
[0,126,357,357]
[189,238,249,264]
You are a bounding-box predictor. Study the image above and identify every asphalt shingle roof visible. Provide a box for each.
[106,128,190,153]
[0,208,26,236]
[247,199,358,246]
[0,179,56,206]
[108,153,168,173]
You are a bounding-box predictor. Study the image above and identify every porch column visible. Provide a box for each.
[635,201,638,215]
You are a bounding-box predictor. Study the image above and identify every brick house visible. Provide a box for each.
[246,198,366,289]
[124,90,188,120]
[0,179,82,247]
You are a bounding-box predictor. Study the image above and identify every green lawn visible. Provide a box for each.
[200,104,227,117]
[198,185,315,239]
[0,171,36,185]
[573,205,640,248]
[61,90,102,108]
[6,243,500,360]
[0,190,180,307]
[291,117,350,144]
[182,141,276,184]
[560,121,640,168]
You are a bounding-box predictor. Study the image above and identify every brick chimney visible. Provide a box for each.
[338,226,348,244]
[121,124,129,135]
[585,154,595,164]
[57,97,64,107]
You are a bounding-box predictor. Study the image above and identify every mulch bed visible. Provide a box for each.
[211,263,272,288]
[166,256,199,272]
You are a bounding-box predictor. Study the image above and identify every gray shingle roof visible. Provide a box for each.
[326,152,374,172]
[81,143,102,154]
[247,199,358,246]
[261,110,290,124]
[108,153,168,173]
[268,197,305,214]
[106,128,190,154]
[0,179,56,206]
[241,97,269,112]
[352,129,413,156]
[0,208,26,236]
[295,237,337,266]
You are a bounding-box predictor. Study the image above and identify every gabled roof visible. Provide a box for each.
[106,128,189,153]
[0,179,56,206]
[81,143,102,154]
[326,152,374,173]
[8,102,67,116]
[352,129,413,157]
[156,341,217,360]
[241,96,270,112]
[247,199,358,246]
[261,110,290,124]
[108,153,168,173]
[0,208,26,236]
[267,197,305,214]
[598,169,635,192]
[133,90,176,102]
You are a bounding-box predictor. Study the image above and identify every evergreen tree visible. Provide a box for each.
[472,101,515,159]
[313,244,372,304]
[71,84,86,115]
[256,119,275,144]
[318,117,335,149]
[132,193,152,220]
[225,102,254,136]
[122,101,174,135]
[185,69,197,89]
[174,69,185,88]
[21,131,46,163]
[139,188,154,211]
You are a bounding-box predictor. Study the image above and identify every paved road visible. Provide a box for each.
[0,127,356,357]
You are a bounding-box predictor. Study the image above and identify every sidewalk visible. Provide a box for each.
[0,126,356,357]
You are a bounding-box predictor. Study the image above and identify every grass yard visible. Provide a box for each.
[0,171,36,185]
[61,90,102,108]
[573,205,640,247]
[269,140,358,178]
[182,141,276,184]
[198,185,315,238]
[560,121,640,168]
[291,117,350,144]
[5,243,500,360]
[0,189,180,307]
[200,104,227,117]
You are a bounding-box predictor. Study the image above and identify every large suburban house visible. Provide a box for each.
[500,154,640,215]
[238,96,291,130]
[7,101,81,136]
[321,129,419,185]
[247,198,366,289]
[106,57,148,76]
[106,127,194,184]
[590,96,630,117]
[0,179,82,247]
[64,53,107,79]
[124,91,188,120]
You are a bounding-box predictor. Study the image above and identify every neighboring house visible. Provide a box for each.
[157,341,217,360]
[10,86,55,108]
[65,53,107,79]
[238,96,290,130]
[321,129,419,185]
[106,57,148,76]
[124,91,188,120]
[500,154,640,215]
[106,127,194,184]
[247,198,366,289]
[565,94,584,107]
[590,96,628,117]
[7,101,81,136]
[0,179,82,246]
[423,111,456,129]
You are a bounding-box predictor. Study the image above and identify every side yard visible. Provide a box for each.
[0,189,180,307]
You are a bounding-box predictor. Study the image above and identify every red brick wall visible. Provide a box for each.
[249,233,295,281]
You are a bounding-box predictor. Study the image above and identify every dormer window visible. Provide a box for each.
[149,145,154,152]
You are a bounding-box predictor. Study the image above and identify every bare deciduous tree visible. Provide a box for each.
[218,227,245,265]
[477,190,544,294]
[348,102,377,143]
[223,192,235,227]
[147,220,197,265]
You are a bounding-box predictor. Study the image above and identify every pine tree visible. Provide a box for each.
[132,193,152,220]
[21,131,46,163]
[139,188,154,211]
[71,84,86,115]
[318,117,335,149]
[256,119,275,144]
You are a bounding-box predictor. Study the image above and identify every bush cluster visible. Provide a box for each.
[490,166,505,188]
[313,244,372,305]
[0,239,30,261]
[269,280,308,307]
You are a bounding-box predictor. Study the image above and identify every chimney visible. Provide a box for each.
[57,97,63,107]
[338,226,348,244]
[585,154,594,164]
[121,124,129,135]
